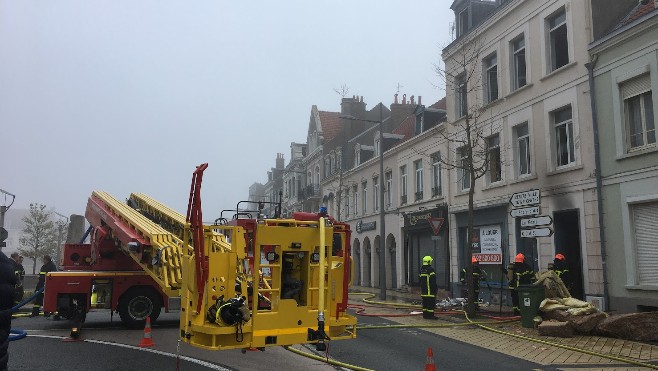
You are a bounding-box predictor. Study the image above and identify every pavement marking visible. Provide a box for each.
[26,334,231,371]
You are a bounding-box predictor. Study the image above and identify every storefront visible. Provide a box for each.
[453,204,509,305]
[403,205,449,289]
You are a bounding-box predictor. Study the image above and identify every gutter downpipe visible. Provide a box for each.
[585,57,610,311]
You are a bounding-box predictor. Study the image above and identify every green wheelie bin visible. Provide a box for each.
[517,285,545,328]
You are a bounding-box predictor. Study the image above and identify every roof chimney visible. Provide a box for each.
[410,95,415,105]
[418,96,422,105]
[394,93,399,104]
[402,94,407,104]
[276,153,285,169]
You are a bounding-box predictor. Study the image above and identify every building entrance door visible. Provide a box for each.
[553,210,583,299]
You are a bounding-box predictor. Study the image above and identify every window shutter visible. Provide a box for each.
[633,202,658,285]
[621,74,651,100]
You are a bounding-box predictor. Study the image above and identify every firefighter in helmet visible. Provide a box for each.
[550,253,572,292]
[507,253,534,315]
[419,255,438,320]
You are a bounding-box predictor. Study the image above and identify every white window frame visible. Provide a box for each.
[458,146,470,191]
[484,52,498,103]
[373,176,379,212]
[553,106,575,168]
[487,134,502,184]
[546,7,569,73]
[362,182,368,215]
[385,171,393,209]
[511,35,526,90]
[352,185,358,216]
[400,165,408,204]
[455,74,467,118]
[621,74,655,152]
[345,188,350,218]
[431,152,442,197]
[414,159,424,201]
[514,123,531,177]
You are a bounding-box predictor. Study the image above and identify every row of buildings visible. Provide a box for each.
[248,0,658,313]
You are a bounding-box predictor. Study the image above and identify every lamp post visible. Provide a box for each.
[341,105,387,300]
[0,188,16,250]
[54,212,69,269]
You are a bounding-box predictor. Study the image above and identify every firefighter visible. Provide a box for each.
[0,251,17,371]
[10,253,25,305]
[460,256,484,300]
[32,255,57,317]
[507,253,534,315]
[419,255,438,320]
[550,253,572,292]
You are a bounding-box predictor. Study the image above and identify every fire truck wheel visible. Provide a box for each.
[118,288,162,329]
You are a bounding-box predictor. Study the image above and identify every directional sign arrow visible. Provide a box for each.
[520,227,553,238]
[509,189,540,208]
[510,206,540,218]
[520,215,553,228]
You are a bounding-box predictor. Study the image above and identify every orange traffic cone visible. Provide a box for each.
[425,347,436,371]
[138,316,155,347]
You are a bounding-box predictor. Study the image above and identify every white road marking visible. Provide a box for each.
[25,334,231,371]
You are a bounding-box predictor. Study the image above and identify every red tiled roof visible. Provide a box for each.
[429,97,446,110]
[392,115,415,141]
[318,111,342,141]
[620,1,656,28]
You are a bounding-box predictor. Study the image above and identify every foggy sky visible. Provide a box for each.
[0,1,453,220]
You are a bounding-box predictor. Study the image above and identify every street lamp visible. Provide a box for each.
[0,188,16,250]
[54,212,69,269]
[341,104,388,300]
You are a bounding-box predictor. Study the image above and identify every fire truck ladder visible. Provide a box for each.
[128,192,235,254]
[87,191,185,297]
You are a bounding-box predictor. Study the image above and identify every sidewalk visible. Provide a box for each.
[349,286,658,370]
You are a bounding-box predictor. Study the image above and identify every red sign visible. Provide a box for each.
[473,253,502,264]
[428,218,444,235]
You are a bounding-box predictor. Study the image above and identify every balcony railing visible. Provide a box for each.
[400,194,407,205]
[414,191,423,201]
[431,186,442,197]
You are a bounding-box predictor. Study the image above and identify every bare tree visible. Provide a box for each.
[436,36,506,317]
[19,203,58,274]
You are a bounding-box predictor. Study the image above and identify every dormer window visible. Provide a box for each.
[374,137,381,157]
[458,8,469,37]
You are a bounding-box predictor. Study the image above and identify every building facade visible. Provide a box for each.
[589,1,658,312]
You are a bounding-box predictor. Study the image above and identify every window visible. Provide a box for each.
[622,75,655,151]
[632,202,658,285]
[553,106,575,167]
[375,138,381,157]
[431,152,442,197]
[314,166,320,186]
[373,176,379,212]
[385,171,392,209]
[415,116,423,135]
[511,36,526,90]
[354,147,360,167]
[514,123,531,176]
[459,8,469,37]
[487,134,502,183]
[414,159,423,201]
[484,53,498,103]
[458,146,470,190]
[345,188,350,218]
[352,185,358,216]
[455,74,467,118]
[362,182,368,214]
[400,165,408,204]
[547,9,569,72]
